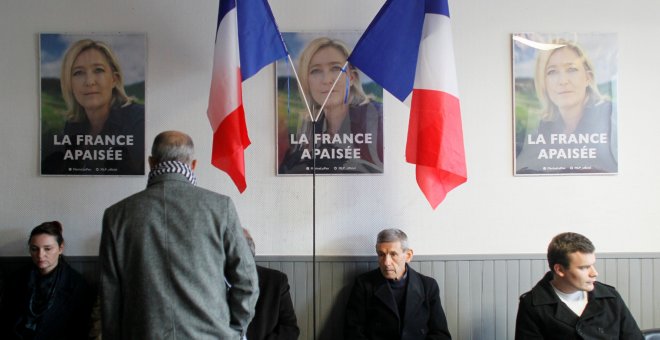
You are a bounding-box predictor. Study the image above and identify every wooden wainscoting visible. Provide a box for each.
[2,253,658,339]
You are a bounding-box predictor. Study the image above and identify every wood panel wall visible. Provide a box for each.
[2,253,658,339]
[257,253,660,339]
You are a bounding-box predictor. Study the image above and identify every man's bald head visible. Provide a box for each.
[149,131,196,168]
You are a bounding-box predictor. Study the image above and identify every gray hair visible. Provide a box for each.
[151,131,194,165]
[376,228,409,251]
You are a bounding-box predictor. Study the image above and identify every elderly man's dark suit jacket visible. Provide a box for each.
[344,266,452,340]
[247,266,299,340]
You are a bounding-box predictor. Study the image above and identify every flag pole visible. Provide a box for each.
[308,62,347,338]
[286,50,319,340]
[285,50,347,340]
[285,47,319,340]
[287,54,315,122]
[312,119,317,340]
[315,61,349,121]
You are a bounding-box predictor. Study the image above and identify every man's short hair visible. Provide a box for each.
[547,232,595,271]
[376,228,409,251]
[151,131,194,164]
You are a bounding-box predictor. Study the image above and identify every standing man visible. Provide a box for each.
[345,228,452,340]
[100,130,259,340]
[515,232,643,339]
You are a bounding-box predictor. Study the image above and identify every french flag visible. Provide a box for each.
[208,0,287,192]
[349,0,466,209]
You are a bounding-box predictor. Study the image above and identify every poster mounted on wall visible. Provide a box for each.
[40,33,146,176]
[276,31,384,175]
[513,33,618,175]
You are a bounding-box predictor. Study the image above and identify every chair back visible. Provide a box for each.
[643,328,660,340]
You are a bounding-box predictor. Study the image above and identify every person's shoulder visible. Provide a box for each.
[1,265,31,307]
[149,177,234,208]
[595,280,616,289]
[112,103,145,125]
[5,264,32,285]
[593,97,612,109]
[119,102,145,115]
[518,275,556,306]
[192,185,233,201]
[354,267,383,283]
[257,266,288,281]
[592,280,620,298]
[59,261,89,289]
[518,288,534,302]
[148,174,231,201]
[61,260,84,276]
[361,101,383,116]
[582,98,612,119]
[349,101,382,115]
[518,274,546,301]
[104,188,148,212]
[187,186,240,215]
[364,100,382,111]
[363,267,382,277]
[348,269,382,294]
[63,119,87,135]
[408,268,441,292]
[407,266,433,280]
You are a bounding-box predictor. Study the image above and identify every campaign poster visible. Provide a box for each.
[276,31,384,175]
[40,33,146,175]
[513,33,618,175]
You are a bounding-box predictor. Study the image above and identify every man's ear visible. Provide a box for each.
[191,159,197,170]
[148,156,156,170]
[404,248,414,263]
[553,263,566,277]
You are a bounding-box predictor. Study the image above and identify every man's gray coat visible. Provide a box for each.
[100,173,259,340]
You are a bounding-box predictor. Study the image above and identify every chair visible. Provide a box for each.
[643,328,660,340]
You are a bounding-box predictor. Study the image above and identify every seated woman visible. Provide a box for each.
[1,221,93,339]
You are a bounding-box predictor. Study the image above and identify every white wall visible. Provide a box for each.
[1,0,658,256]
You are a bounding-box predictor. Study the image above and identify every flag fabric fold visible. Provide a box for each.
[208,0,287,192]
[348,0,467,209]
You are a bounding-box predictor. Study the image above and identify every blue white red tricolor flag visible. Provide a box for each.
[208,0,287,192]
[349,0,467,209]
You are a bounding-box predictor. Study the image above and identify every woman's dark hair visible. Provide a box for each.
[29,221,64,246]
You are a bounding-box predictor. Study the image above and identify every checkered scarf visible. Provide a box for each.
[148,160,197,186]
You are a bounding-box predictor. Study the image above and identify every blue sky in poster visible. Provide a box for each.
[40,33,146,86]
[513,33,618,86]
[276,31,374,83]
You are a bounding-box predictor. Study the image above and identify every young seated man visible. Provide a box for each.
[515,232,643,339]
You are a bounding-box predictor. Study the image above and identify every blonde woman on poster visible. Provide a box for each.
[514,34,617,175]
[41,34,145,176]
[277,33,383,175]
